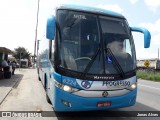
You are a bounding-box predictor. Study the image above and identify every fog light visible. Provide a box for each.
[62,100,72,107]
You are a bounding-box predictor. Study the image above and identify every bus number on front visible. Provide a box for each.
[63,79,77,87]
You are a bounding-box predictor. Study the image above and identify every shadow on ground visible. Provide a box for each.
[0,74,23,88]
[53,102,159,120]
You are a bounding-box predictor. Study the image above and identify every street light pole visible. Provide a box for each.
[34,0,40,64]
[158,48,159,60]
[19,52,21,71]
[37,40,40,57]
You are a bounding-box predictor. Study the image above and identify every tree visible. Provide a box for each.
[13,47,31,60]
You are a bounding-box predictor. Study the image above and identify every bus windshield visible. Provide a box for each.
[57,10,136,75]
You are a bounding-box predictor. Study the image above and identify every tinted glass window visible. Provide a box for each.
[57,10,136,75]
[57,10,100,72]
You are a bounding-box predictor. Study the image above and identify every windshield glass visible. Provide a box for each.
[99,16,136,74]
[57,10,136,75]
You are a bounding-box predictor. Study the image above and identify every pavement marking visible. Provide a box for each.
[138,84,160,91]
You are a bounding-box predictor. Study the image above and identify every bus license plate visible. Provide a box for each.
[97,102,112,107]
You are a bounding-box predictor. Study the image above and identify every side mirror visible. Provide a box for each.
[131,27,151,48]
[46,16,55,40]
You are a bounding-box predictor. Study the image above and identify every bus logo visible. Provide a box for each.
[102,91,108,97]
[81,81,91,89]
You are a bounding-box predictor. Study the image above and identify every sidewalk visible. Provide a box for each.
[0,70,23,105]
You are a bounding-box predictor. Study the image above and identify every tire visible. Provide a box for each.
[37,68,41,81]
[46,94,51,104]
[38,76,41,81]
[44,74,51,104]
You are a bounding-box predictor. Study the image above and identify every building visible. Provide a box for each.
[0,47,14,79]
[0,47,14,63]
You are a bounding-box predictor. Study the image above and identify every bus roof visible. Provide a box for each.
[57,4,125,19]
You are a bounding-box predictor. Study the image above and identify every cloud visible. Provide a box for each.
[129,0,139,4]
[47,0,69,9]
[137,19,160,59]
[97,4,123,14]
[140,19,160,33]
[136,48,157,59]
[144,0,160,12]
[134,19,160,59]
[0,0,37,53]
[152,34,160,46]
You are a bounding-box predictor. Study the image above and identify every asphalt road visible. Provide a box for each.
[137,79,160,111]
[0,69,160,120]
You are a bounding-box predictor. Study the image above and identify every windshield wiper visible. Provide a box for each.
[105,48,125,78]
[67,19,79,28]
[80,48,101,78]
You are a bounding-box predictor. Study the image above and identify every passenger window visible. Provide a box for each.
[51,40,55,62]
[123,39,132,56]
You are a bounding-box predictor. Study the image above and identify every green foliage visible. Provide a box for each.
[13,47,31,59]
[137,70,160,82]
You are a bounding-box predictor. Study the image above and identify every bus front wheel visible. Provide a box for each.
[37,68,41,81]
[46,94,51,104]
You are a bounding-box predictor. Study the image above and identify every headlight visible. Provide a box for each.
[131,84,136,89]
[128,83,137,90]
[54,80,79,93]
[63,85,72,92]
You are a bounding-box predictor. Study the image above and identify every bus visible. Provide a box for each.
[17,59,29,68]
[37,4,151,111]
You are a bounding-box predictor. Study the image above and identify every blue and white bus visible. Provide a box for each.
[37,4,151,111]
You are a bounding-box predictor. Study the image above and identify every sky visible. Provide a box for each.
[0,0,160,59]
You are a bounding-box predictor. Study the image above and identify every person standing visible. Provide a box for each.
[2,59,9,67]
[11,60,16,75]
[1,59,11,79]
[7,60,10,66]
[1,59,9,72]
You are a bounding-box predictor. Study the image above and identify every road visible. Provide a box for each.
[137,79,160,110]
[0,69,160,120]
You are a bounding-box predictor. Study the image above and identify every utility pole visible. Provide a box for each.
[19,52,21,71]
[34,0,40,64]
[37,40,40,58]
[158,48,159,60]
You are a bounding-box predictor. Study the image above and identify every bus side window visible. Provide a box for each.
[123,39,132,56]
[51,40,55,63]
[49,40,55,64]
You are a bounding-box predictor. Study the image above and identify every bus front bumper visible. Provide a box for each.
[53,87,137,112]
